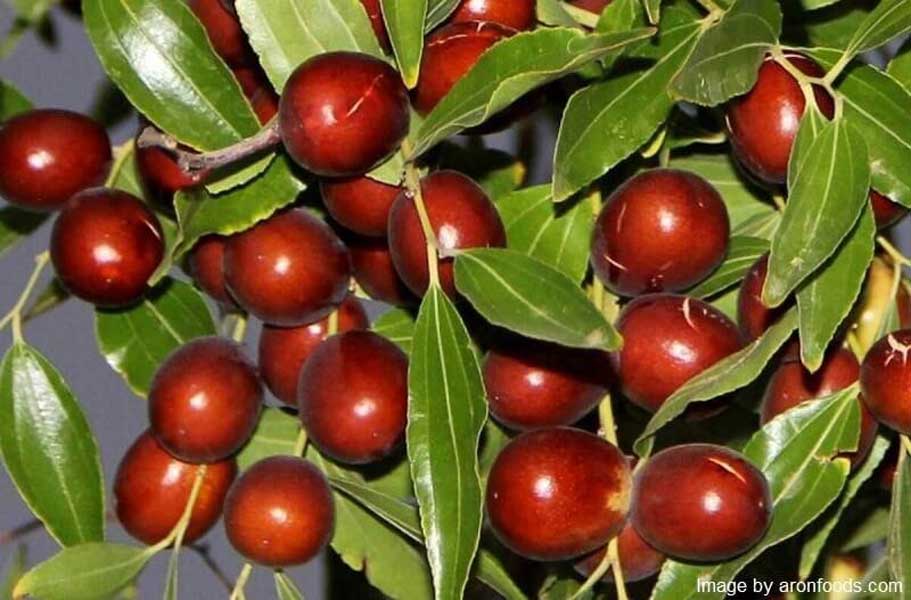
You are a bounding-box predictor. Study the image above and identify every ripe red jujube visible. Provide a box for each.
[575,523,666,583]
[870,190,907,230]
[348,235,415,306]
[737,253,788,341]
[188,234,237,309]
[359,0,390,51]
[450,0,536,31]
[189,0,252,67]
[861,330,911,435]
[321,175,403,237]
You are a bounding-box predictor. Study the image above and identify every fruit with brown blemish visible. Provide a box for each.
[861,330,911,435]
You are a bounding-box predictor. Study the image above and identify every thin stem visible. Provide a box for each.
[327,308,340,336]
[570,537,626,600]
[189,544,233,592]
[230,563,254,600]
[137,120,281,174]
[878,236,911,267]
[231,314,249,344]
[692,0,723,18]
[608,538,628,600]
[0,251,50,342]
[772,193,786,212]
[597,394,619,447]
[402,156,440,287]
[770,47,821,116]
[293,428,309,457]
[658,143,671,169]
[0,519,42,545]
[149,465,208,554]
[822,51,854,87]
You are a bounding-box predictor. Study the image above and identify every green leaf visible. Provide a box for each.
[454,248,621,351]
[495,185,593,283]
[799,435,890,579]
[764,117,870,307]
[797,1,875,50]
[800,0,841,10]
[652,387,859,599]
[172,155,306,259]
[0,545,27,600]
[0,207,47,260]
[888,440,911,593]
[796,205,875,371]
[235,0,384,91]
[671,0,781,106]
[5,0,53,23]
[372,308,417,356]
[14,543,153,600]
[644,0,661,24]
[413,26,654,158]
[436,144,526,200]
[535,0,579,27]
[0,343,105,547]
[0,79,31,118]
[95,278,216,397]
[634,309,798,457]
[409,286,487,600]
[383,0,427,88]
[844,0,911,58]
[237,408,299,471]
[553,9,701,201]
[688,236,769,299]
[275,572,305,600]
[83,0,260,151]
[888,38,911,91]
[425,0,460,30]
[842,507,890,552]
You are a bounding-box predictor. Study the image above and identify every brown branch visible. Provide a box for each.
[189,543,233,592]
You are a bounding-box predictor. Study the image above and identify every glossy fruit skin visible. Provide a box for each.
[348,236,415,306]
[224,210,351,326]
[632,444,772,562]
[414,22,514,115]
[451,0,536,30]
[761,346,877,467]
[258,295,369,406]
[726,53,835,185]
[136,143,207,200]
[50,188,164,306]
[486,427,631,561]
[870,190,907,230]
[861,330,911,435]
[299,330,409,464]
[737,253,787,341]
[387,170,506,297]
[483,339,608,430]
[0,109,111,211]
[279,52,409,177]
[321,176,402,237]
[189,0,251,67]
[250,87,280,124]
[188,235,238,308]
[114,431,237,546]
[591,169,730,297]
[611,294,743,412]
[569,0,612,13]
[149,337,262,463]
[224,456,334,567]
[575,523,666,583]
[359,0,390,51]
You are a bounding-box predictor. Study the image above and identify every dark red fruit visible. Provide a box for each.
[569,0,612,13]
[761,346,876,467]
[726,53,835,185]
[189,0,251,67]
[114,431,236,546]
[632,444,772,562]
[149,337,262,463]
[232,66,264,97]
[486,427,631,561]
[451,0,536,31]
[321,176,402,237]
[258,295,369,406]
[250,87,279,124]
[870,190,907,230]
[279,52,409,177]
[299,330,408,464]
[188,235,237,309]
[349,236,415,306]
[224,210,351,326]
[232,65,280,124]
[591,169,730,297]
[575,523,666,583]
[0,109,111,211]
[50,188,164,306]
[359,0,390,51]
[611,294,743,412]
[414,22,514,115]
[737,253,787,341]
[483,339,607,430]
[224,456,334,567]
[387,170,506,297]
[136,142,208,200]
[861,330,911,435]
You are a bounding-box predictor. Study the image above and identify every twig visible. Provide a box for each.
[0,519,42,545]
[188,544,233,592]
[0,251,50,342]
[401,141,441,287]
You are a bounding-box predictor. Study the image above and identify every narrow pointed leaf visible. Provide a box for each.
[0,343,105,547]
[688,236,769,299]
[553,9,700,201]
[413,26,655,157]
[383,0,427,88]
[536,0,578,27]
[888,440,911,595]
[844,0,911,57]
[425,0,460,30]
[237,407,300,471]
[671,0,782,106]
[409,286,487,600]
[95,278,216,397]
[275,572,305,600]
[454,248,621,351]
[644,0,661,24]
[889,38,911,91]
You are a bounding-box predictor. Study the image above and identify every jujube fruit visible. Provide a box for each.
[631,444,772,562]
[299,330,409,464]
[224,209,351,326]
[575,523,666,583]
[870,190,907,230]
[189,0,252,67]
[136,141,208,200]
[114,431,236,545]
[321,175,403,237]
[50,188,163,306]
[0,109,111,211]
[591,169,730,297]
[279,52,409,177]
[486,427,631,561]
[258,295,369,406]
[861,330,911,435]
[149,337,262,463]
[737,253,788,341]
[223,456,334,567]
[188,234,238,309]
[611,294,743,412]
[359,0,390,51]
[569,0,612,13]
[450,0,536,31]
[348,235,415,306]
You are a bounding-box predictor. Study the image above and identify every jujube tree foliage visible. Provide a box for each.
[1,0,911,598]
